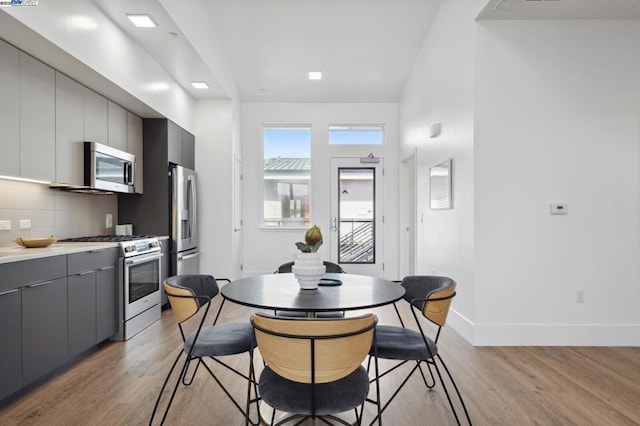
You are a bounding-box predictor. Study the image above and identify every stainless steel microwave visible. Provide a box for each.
[85,142,136,194]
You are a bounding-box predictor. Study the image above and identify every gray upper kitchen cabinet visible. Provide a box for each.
[0,39,20,177]
[84,87,108,145]
[19,52,55,182]
[181,129,195,170]
[55,72,85,186]
[0,288,22,401]
[167,119,196,168]
[127,111,144,194]
[108,101,127,152]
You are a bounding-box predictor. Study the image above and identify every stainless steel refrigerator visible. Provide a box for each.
[170,164,199,275]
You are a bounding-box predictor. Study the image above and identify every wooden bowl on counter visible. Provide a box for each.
[14,236,57,248]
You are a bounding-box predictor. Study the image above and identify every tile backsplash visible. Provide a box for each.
[0,179,117,246]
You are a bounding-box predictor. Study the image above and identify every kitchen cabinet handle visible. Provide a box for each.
[27,280,53,288]
[99,265,115,271]
[76,270,94,276]
[0,288,19,296]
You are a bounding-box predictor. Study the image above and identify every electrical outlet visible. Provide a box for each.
[0,220,11,230]
[551,203,568,215]
[19,219,31,229]
[106,213,113,228]
[576,289,584,303]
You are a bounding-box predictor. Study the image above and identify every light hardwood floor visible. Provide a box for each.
[1,296,639,425]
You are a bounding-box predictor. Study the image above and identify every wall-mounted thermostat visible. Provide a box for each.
[550,203,568,215]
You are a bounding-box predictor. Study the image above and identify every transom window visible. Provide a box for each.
[263,126,311,228]
[329,125,384,145]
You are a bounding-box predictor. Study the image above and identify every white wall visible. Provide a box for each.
[398,0,481,341]
[195,99,236,280]
[400,0,640,345]
[242,103,399,279]
[474,20,640,345]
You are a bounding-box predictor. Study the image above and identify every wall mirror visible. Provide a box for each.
[430,159,452,209]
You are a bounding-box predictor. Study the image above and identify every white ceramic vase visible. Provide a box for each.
[292,252,325,290]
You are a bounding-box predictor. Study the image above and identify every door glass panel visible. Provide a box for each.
[95,152,126,184]
[338,168,375,263]
[128,260,160,303]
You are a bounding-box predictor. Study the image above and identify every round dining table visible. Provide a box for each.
[221,272,405,315]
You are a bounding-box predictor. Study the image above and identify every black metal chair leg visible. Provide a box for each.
[150,350,184,425]
[437,354,472,425]
[181,358,201,386]
[160,356,193,424]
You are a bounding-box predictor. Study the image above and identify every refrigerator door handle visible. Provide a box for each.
[178,251,200,261]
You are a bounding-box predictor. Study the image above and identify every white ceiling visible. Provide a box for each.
[90,0,640,104]
[9,0,639,107]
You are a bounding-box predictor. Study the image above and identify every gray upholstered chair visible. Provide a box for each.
[150,275,259,425]
[367,276,471,425]
[251,312,380,426]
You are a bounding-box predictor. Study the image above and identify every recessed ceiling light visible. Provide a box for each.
[191,81,209,89]
[127,14,156,28]
[308,71,322,80]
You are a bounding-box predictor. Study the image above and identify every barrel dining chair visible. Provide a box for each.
[251,312,381,426]
[365,276,472,425]
[150,275,259,425]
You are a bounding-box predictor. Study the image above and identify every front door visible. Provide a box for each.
[329,157,384,277]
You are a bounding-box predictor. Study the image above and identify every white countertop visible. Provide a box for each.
[0,242,120,264]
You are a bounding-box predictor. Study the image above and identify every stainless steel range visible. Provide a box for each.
[60,235,162,340]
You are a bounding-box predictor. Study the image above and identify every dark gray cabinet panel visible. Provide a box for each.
[68,248,118,275]
[68,271,97,357]
[22,277,68,386]
[0,255,67,293]
[0,288,22,400]
[167,120,183,166]
[96,265,118,342]
[181,129,195,170]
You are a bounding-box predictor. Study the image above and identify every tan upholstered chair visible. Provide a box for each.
[150,275,259,425]
[251,312,380,425]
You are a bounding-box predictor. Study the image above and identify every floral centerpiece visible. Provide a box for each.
[292,225,326,290]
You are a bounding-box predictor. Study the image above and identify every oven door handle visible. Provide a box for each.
[125,253,162,266]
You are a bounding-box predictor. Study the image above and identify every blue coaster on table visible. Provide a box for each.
[318,278,342,286]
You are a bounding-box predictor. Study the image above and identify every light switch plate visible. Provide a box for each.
[0,220,10,230]
[550,203,568,215]
[19,219,31,229]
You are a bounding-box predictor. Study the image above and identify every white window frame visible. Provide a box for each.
[261,125,312,229]
[328,124,385,145]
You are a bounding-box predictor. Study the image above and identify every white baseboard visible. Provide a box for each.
[447,309,640,346]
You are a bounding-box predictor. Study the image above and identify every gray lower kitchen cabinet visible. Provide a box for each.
[55,71,85,186]
[68,248,119,345]
[68,271,97,358]
[96,264,118,342]
[0,39,20,177]
[19,52,56,182]
[0,288,22,400]
[22,277,68,386]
